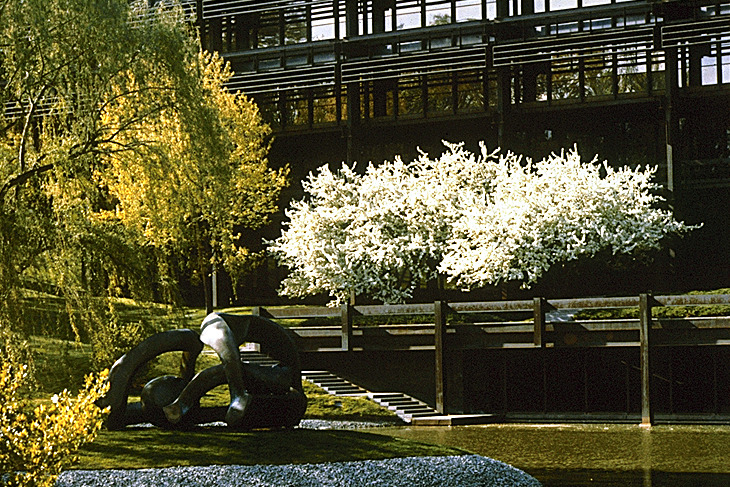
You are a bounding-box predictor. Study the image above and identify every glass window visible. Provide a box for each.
[702,49,719,86]
[456,0,481,22]
[285,93,310,126]
[426,1,451,26]
[285,10,307,44]
[617,50,647,94]
[400,40,422,52]
[397,5,421,30]
[259,58,282,70]
[486,0,497,20]
[588,18,612,31]
[314,52,336,63]
[312,89,339,124]
[359,11,372,35]
[616,14,648,27]
[430,37,452,49]
[536,72,549,101]
[398,76,423,116]
[384,7,394,32]
[550,0,578,11]
[457,70,484,111]
[584,55,613,98]
[286,54,308,67]
[428,73,453,114]
[551,58,580,100]
[460,34,482,45]
[370,79,396,118]
[312,18,336,41]
[651,53,666,92]
[257,19,279,48]
[487,70,498,107]
[551,21,579,34]
[257,94,282,129]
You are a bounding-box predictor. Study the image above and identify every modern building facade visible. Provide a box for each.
[194,0,730,302]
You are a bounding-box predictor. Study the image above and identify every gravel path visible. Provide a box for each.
[56,455,541,486]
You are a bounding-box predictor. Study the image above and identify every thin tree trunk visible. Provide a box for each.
[203,268,214,315]
[196,223,214,315]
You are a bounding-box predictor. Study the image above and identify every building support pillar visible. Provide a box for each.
[664,47,678,196]
[435,300,448,414]
[639,293,655,427]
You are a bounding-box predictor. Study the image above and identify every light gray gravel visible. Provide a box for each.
[126,419,402,430]
[298,419,403,430]
[55,455,541,486]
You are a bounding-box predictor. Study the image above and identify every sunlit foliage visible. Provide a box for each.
[99,51,287,312]
[270,143,694,305]
[0,0,285,346]
[0,358,108,487]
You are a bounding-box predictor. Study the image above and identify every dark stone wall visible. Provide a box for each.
[302,346,730,419]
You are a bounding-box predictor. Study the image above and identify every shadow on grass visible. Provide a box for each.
[76,427,468,470]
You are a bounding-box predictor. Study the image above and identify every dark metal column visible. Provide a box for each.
[435,300,448,414]
[533,297,547,348]
[639,293,654,427]
[341,303,354,352]
[664,46,678,195]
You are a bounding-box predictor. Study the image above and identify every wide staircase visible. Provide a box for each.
[300,370,438,423]
[231,350,438,423]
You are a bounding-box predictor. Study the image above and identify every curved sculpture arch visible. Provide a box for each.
[98,313,307,431]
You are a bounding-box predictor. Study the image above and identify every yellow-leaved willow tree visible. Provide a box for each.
[0,0,286,367]
[100,51,287,313]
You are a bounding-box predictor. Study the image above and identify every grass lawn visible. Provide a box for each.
[20,305,454,471]
[75,427,467,470]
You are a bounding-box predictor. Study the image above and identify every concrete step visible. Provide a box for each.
[367,393,406,400]
[301,370,439,423]
[321,388,367,395]
[381,398,427,406]
[388,403,432,411]
[239,351,279,365]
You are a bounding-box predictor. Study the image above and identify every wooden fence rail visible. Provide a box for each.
[253,293,730,424]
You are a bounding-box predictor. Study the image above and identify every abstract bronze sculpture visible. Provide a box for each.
[97,313,307,430]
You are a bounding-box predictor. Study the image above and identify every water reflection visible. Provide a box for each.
[379,423,730,486]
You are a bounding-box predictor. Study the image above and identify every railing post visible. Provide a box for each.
[533,297,547,347]
[435,300,448,415]
[639,293,654,427]
[341,303,354,352]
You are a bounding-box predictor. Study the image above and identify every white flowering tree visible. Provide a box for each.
[269,143,693,305]
[268,157,447,305]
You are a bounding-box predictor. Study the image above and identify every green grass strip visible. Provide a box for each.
[74,427,468,470]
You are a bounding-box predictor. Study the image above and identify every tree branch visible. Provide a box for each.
[0,161,53,204]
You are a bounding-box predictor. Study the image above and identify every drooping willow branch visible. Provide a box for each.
[0,161,53,204]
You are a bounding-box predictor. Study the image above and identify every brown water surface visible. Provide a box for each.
[380,423,730,486]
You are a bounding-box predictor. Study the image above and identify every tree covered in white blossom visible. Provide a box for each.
[269,143,694,305]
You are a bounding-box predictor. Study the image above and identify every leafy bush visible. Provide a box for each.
[0,360,109,487]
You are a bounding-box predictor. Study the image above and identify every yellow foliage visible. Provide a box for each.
[0,362,109,487]
[98,49,288,287]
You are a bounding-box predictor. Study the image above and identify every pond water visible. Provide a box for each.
[379,423,730,486]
